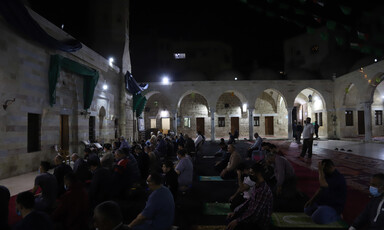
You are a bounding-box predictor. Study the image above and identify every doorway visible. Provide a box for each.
[60,115,69,151]
[196,118,205,135]
[161,118,170,134]
[89,116,95,142]
[231,117,239,135]
[358,110,365,135]
[265,116,274,136]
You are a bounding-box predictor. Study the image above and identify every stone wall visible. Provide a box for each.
[0,9,128,179]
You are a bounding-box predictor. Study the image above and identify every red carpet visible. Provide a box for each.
[271,140,372,225]
[8,195,22,226]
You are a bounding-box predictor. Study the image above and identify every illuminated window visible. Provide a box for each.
[184,118,191,128]
[174,53,186,59]
[218,117,225,127]
[254,116,260,126]
[150,119,156,129]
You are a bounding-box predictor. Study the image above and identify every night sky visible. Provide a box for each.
[27,0,384,81]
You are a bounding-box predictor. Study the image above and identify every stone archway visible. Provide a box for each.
[254,89,288,138]
[178,92,210,139]
[144,93,172,135]
[294,88,328,138]
[371,80,384,137]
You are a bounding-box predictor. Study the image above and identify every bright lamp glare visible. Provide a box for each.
[162,77,169,84]
[374,59,378,62]
[242,103,247,111]
[103,84,108,90]
[108,57,114,67]
[160,110,168,117]
[234,77,238,81]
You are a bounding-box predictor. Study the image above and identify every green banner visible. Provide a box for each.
[49,54,99,110]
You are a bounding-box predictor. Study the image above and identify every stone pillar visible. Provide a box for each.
[287,107,293,139]
[248,108,254,140]
[173,109,178,135]
[210,107,215,141]
[363,102,373,142]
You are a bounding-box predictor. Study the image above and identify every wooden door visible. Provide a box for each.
[196,118,205,135]
[60,115,69,151]
[358,110,365,135]
[265,116,274,136]
[231,117,239,135]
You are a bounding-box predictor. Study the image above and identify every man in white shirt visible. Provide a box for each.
[247,133,263,161]
[299,117,314,162]
[194,131,204,151]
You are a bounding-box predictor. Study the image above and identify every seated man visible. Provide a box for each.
[162,160,178,200]
[14,191,53,230]
[214,142,228,158]
[128,173,175,230]
[229,163,255,211]
[52,172,89,230]
[247,133,263,161]
[93,201,129,230]
[53,154,73,197]
[349,173,384,230]
[226,163,273,230]
[175,149,193,191]
[71,153,92,183]
[265,151,296,197]
[304,159,347,224]
[220,144,242,179]
[32,161,58,212]
[88,157,113,209]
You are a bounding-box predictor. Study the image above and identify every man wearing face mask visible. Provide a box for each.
[349,173,384,230]
[51,172,89,230]
[226,163,273,230]
[14,191,53,230]
[304,159,347,224]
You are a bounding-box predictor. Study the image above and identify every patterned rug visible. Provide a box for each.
[271,212,348,229]
[270,140,384,193]
[203,203,231,216]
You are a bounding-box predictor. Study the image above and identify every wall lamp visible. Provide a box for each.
[3,98,15,110]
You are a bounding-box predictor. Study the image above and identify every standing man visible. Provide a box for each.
[175,149,193,192]
[32,161,58,212]
[314,121,320,139]
[299,117,315,162]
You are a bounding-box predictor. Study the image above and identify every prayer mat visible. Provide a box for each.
[202,155,215,159]
[199,176,224,181]
[271,212,348,229]
[203,203,231,216]
[195,226,226,230]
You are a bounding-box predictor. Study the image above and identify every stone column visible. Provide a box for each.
[210,107,215,142]
[287,107,293,139]
[248,108,254,140]
[364,102,373,142]
[173,109,178,135]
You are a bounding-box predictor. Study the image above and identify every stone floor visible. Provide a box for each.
[1,138,384,197]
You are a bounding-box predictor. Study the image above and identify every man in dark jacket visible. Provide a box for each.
[53,154,73,197]
[349,173,384,230]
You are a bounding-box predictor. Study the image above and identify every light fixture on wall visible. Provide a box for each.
[80,110,91,118]
[308,94,312,103]
[102,80,108,90]
[242,103,247,112]
[3,98,15,110]
[108,57,114,67]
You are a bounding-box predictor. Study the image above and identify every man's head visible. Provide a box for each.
[114,149,126,161]
[237,162,251,175]
[228,144,235,153]
[64,172,78,190]
[321,159,335,176]
[16,191,35,218]
[254,133,259,138]
[177,142,185,150]
[120,136,125,141]
[162,160,174,173]
[88,157,101,172]
[84,148,92,156]
[103,143,112,152]
[370,173,384,197]
[93,201,123,230]
[177,149,187,158]
[265,151,276,165]
[306,117,311,124]
[54,154,64,166]
[39,161,50,173]
[249,163,264,183]
[146,173,162,191]
[71,153,80,162]
[134,145,142,154]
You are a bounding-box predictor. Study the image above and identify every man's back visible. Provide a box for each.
[141,186,175,230]
[54,163,73,196]
[317,169,347,214]
[90,167,113,207]
[14,210,53,230]
[175,157,193,187]
[35,173,58,203]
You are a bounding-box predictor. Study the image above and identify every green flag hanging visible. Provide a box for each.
[133,93,147,117]
[48,54,99,110]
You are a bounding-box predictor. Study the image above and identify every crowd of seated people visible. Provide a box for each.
[1,131,383,230]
